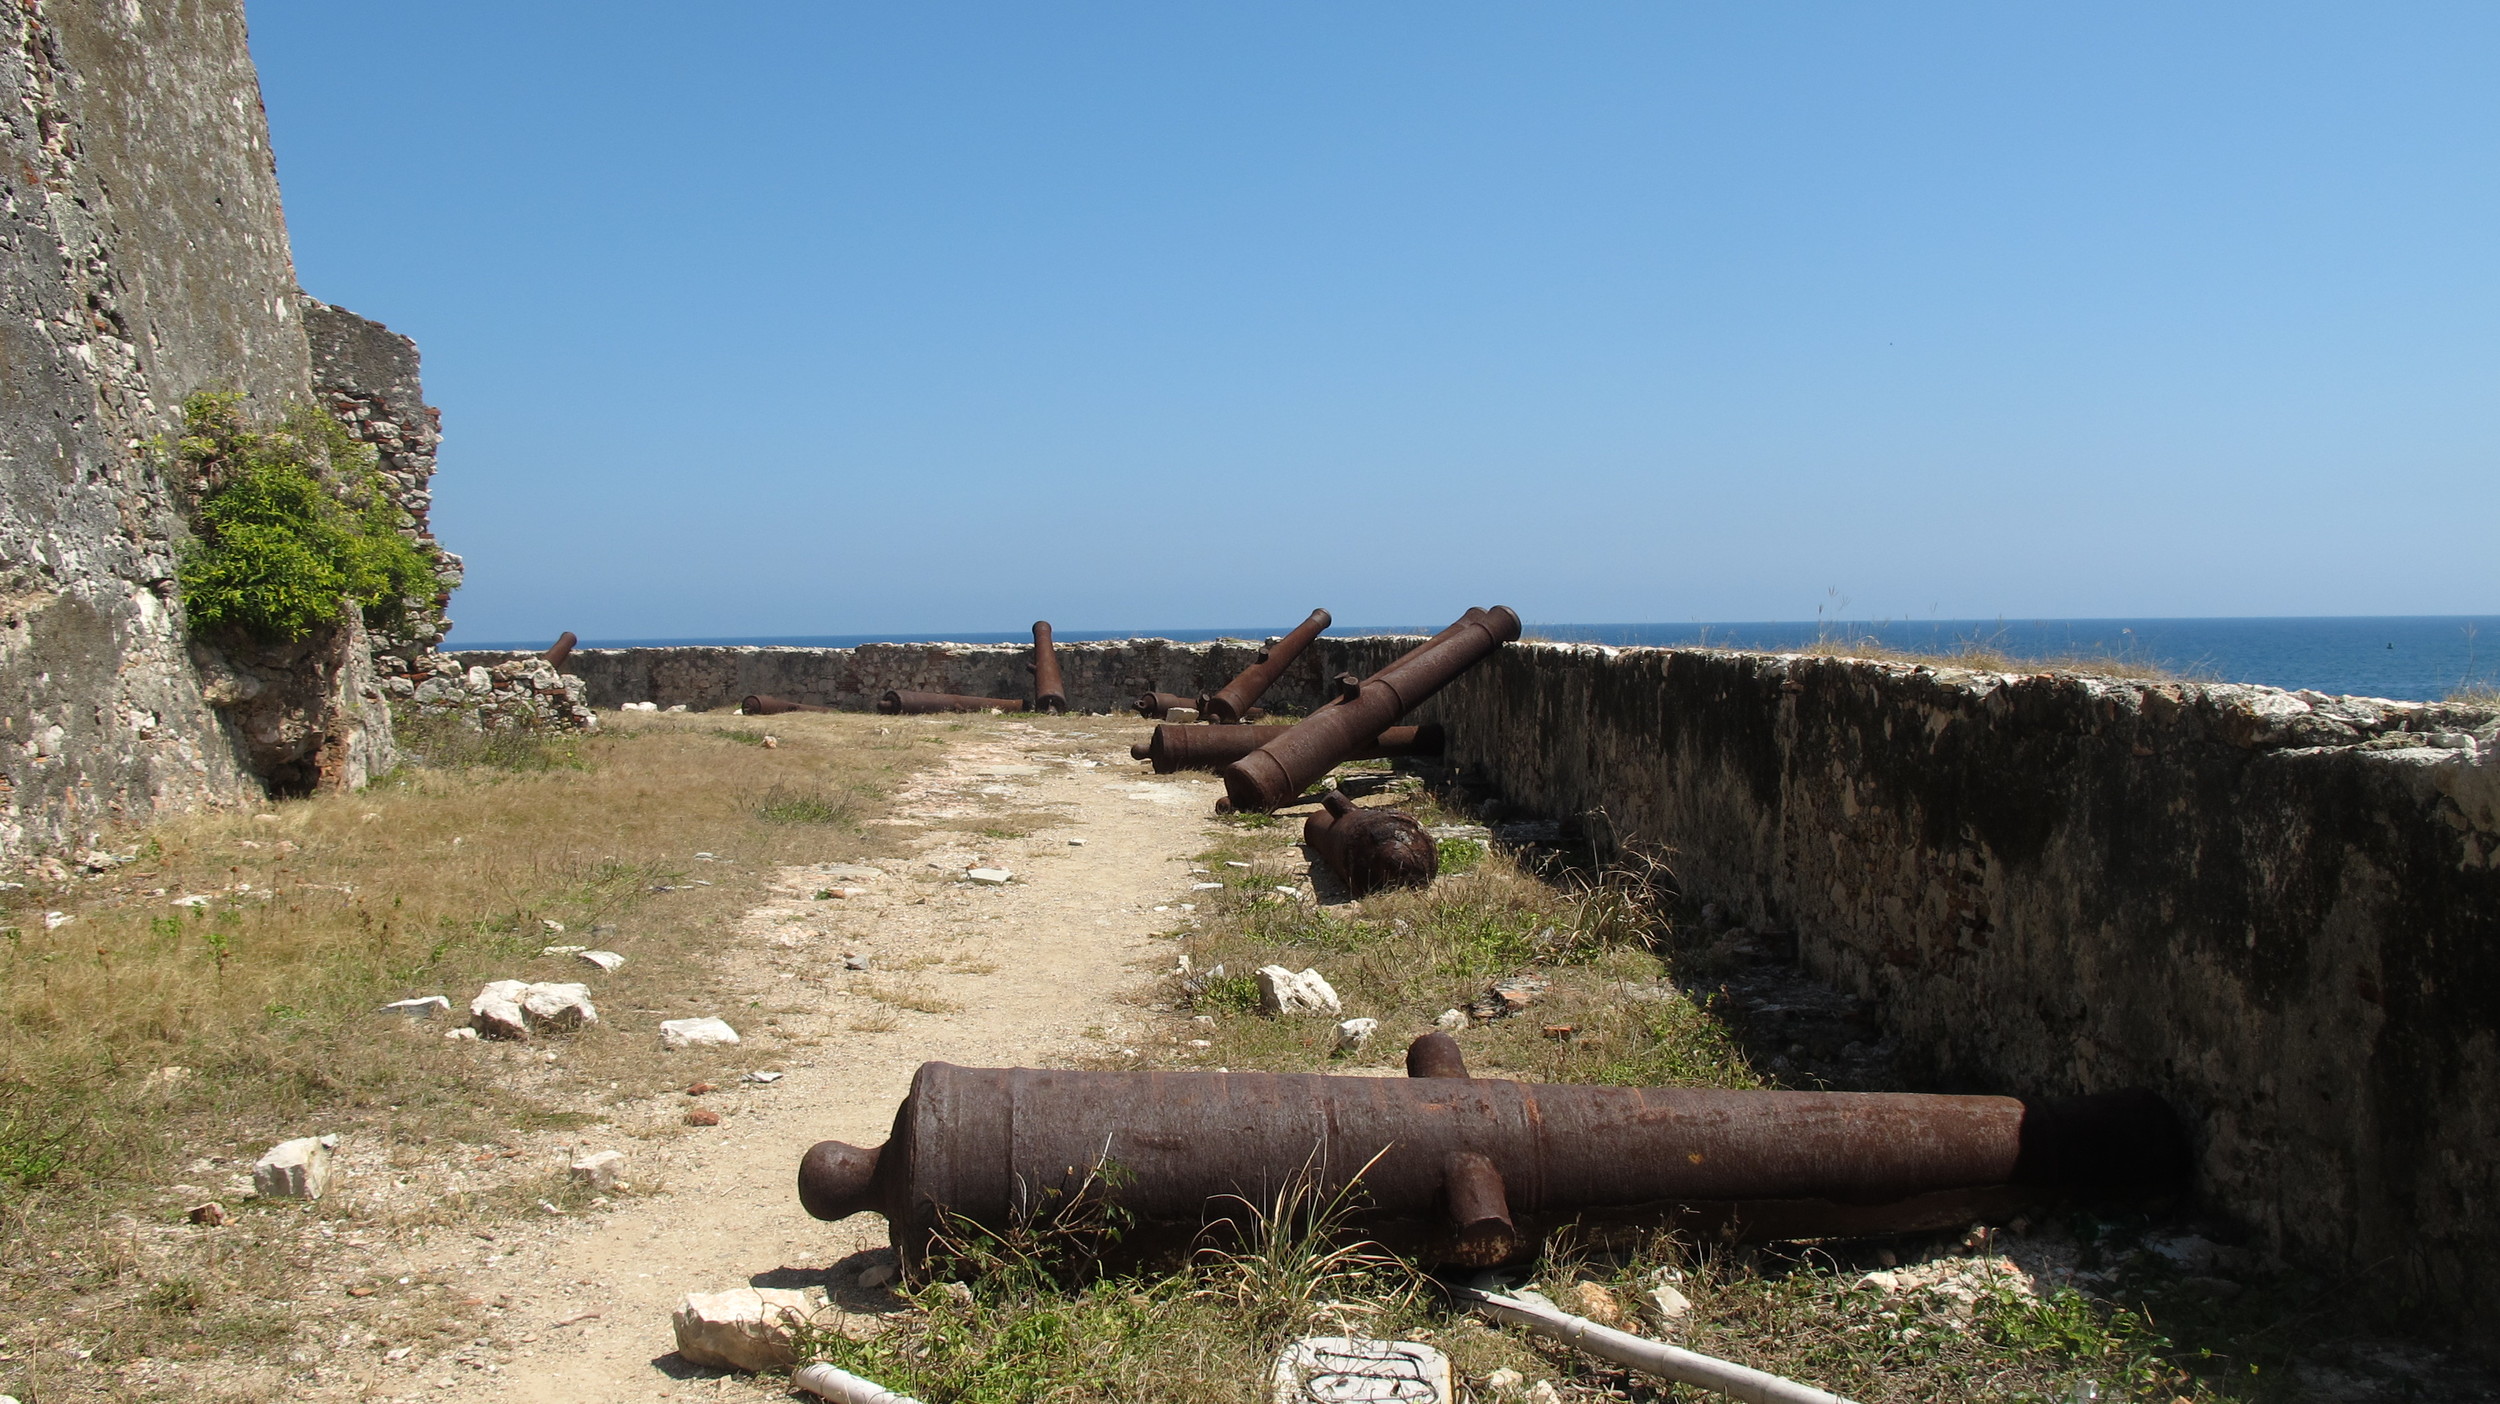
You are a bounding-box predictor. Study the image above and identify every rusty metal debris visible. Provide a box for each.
[798,1047,2188,1275]
[743,694,835,716]
[1029,621,1066,714]
[545,631,577,668]
[1304,791,1437,896]
[877,691,1028,716]
[1135,691,1199,719]
[1129,722,1443,775]
[1201,608,1331,722]
[1222,607,1520,813]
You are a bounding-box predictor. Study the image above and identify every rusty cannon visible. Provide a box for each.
[544,631,578,669]
[1221,606,1520,813]
[798,1040,2188,1275]
[1029,621,1067,714]
[878,690,1029,715]
[1201,608,1331,722]
[1134,691,1199,719]
[1130,723,1445,775]
[1305,790,1437,896]
[744,694,836,716]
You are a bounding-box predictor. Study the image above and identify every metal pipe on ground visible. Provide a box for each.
[1221,607,1520,813]
[1304,791,1438,896]
[797,1042,2188,1277]
[545,632,577,668]
[1135,691,1199,719]
[877,691,1028,715]
[743,694,836,715]
[1200,608,1331,722]
[1130,722,1443,775]
[1029,621,1066,714]
[1464,1286,1858,1404]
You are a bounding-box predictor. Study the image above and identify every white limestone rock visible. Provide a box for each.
[1434,1008,1468,1033]
[380,995,451,1018]
[253,1134,338,1200]
[1271,1336,1450,1404]
[661,1016,741,1049]
[522,982,597,1031]
[577,950,625,972]
[469,979,532,1040]
[569,1149,626,1191]
[670,1286,815,1372]
[1256,965,1342,1017]
[966,868,1012,885]
[1334,1017,1379,1053]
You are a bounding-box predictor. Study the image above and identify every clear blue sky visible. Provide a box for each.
[249,2,2500,644]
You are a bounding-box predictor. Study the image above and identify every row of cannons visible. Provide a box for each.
[741,604,1524,901]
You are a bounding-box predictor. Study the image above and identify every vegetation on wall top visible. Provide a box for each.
[168,391,436,644]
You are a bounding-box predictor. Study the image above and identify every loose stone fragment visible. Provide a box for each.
[670,1287,815,1372]
[1256,965,1342,1016]
[381,995,451,1018]
[253,1134,338,1200]
[577,950,625,972]
[569,1150,625,1191]
[662,1016,741,1049]
[1335,1017,1379,1052]
[1271,1336,1451,1404]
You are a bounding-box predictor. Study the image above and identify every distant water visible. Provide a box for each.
[457,615,2499,704]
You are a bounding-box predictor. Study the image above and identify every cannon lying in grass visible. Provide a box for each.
[1200,607,1331,722]
[1029,621,1066,714]
[1304,791,1437,896]
[1130,722,1444,775]
[1221,607,1519,813]
[797,1039,2188,1275]
[1134,691,1199,719]
[744,694,836,715]
[877,690,1029,715]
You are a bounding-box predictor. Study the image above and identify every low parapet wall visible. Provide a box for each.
[453,638,2500,1338]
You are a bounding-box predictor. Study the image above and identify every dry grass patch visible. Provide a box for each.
[0,707,932,1397]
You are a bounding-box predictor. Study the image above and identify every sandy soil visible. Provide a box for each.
[339,718,1219,1402]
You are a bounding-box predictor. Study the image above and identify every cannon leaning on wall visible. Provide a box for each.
[878,691,1030,715]
[1029,621,1067,714]
[798,1039,2189,1275]
[1200,607,1332,722]
[545,632,578,669]
[1221,606,1520,813]
[1130,722,1445,775]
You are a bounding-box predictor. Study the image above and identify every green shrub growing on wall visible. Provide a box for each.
[170,392,436,643]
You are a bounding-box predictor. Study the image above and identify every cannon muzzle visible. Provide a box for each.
[1201,608,1331,722]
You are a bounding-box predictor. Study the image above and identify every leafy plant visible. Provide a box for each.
[169,391,436,642]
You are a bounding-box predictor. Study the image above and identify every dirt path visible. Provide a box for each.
[357,718,1220,1402]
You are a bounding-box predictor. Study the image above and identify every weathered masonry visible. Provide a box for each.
[463,637,2500,1342]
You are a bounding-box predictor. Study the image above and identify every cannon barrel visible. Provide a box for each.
[744,694,836,715]
[1129,722,1443,774]
[799,1047,2188,1274]
[1134,691,1199,719]
[1222,607,1519,812]
[1200,608,1331,722]
[1304,791,1437,896]
[545,631,578,668]
[877,690,1029,716]
[1029,621,1066,714]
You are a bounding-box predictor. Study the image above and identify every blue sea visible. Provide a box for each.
[461,616,2499,704]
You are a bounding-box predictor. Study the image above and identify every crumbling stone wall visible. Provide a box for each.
[400,655,593,733]
[0,0,426,853]
[482,635,2500,1342]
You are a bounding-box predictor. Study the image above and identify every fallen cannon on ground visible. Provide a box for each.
[1221,606,1520,813]
[797,1041,2188,1276]
[1029,621,1066,714]
[1201,607,1331,721]
[1304,791,1437,895]
[743,694,835,715]
[1130,722,1444,774]
[1134,691,1199,719]
[877,690,1029,715]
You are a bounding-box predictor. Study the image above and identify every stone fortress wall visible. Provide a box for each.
[456,635,2500,1341]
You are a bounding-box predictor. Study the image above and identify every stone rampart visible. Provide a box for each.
[460,636,2500,1340]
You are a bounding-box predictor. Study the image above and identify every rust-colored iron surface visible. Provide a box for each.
[1135,691,1199,719]
[1221,607,1520,812]
[744,694,836,715]
[1201,608,1331,722]
[1029,621,1066,714]
[799,1050,2187,1274]
[544,632,577,668]
[1130,722,1442,775]
[877,691,1028,715]
[1305,791,1438,896]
